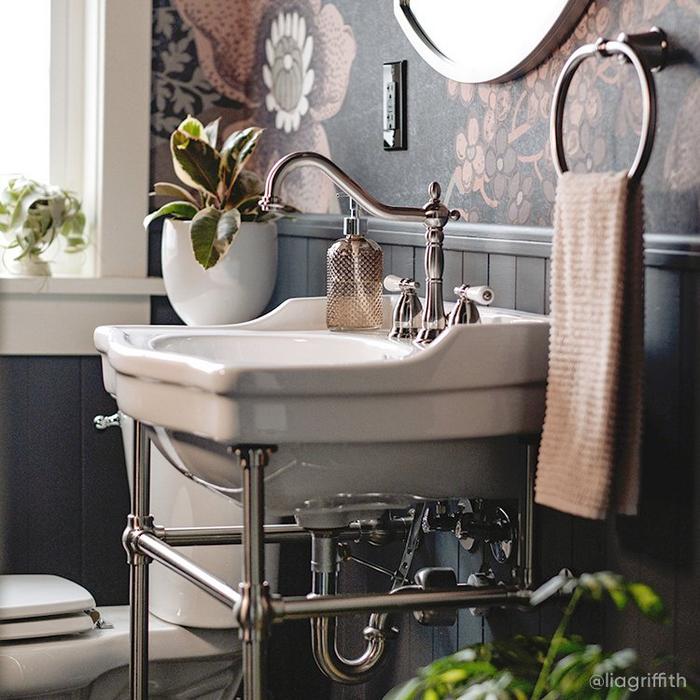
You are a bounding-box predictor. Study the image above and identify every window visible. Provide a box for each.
[0,1,159,355]
[0,0,152,279]
[0,3,52,183]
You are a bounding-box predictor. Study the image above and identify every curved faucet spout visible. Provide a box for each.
[259,151,426,223]
[261,151,461,345]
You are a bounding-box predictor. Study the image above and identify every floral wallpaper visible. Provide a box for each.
[445,0,700,227]
[152,0,355,214]
[151,0,700,233]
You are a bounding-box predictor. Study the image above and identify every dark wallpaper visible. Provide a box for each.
[151,0,700,234]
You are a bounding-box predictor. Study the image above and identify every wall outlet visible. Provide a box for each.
[383,61,407,151]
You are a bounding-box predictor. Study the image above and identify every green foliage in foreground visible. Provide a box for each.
[386,572,698,700]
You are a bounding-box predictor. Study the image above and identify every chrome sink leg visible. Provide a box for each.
[235,446,275,700]
[124,420,153,700]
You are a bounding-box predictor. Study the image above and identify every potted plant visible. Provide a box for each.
[145,115,278,325]
[0,177,87,276]
[386,571,698,699]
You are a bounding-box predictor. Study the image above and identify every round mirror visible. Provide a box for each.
[394,0,591,83]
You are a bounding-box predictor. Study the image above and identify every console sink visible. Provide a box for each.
[95,297,549,522]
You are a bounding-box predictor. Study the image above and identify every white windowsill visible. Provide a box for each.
[0,274,165,296]
[0,275,166,356]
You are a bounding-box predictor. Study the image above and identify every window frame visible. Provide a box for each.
[0,0,160,355]
[80,0,152,278]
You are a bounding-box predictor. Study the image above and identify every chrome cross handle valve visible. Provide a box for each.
[384,275,422,340]
[447,284,494,326]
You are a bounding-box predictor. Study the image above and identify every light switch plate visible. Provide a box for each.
[383,61,407,151]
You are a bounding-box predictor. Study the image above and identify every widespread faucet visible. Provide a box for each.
[259,151,460,345]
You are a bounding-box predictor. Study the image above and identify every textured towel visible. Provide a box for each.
[535,171,644,520]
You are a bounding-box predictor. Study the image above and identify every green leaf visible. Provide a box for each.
[151,182,199,207]
[580,572,629,610]
[143,200,198,228]
[190,206,241,269]
[220,126,264,192]
[9,186,44,230]
[221,126,262,157]
[203,117,221,148]
[228,169,264,210]
[626,582,667,622]
[61,210,85,240]
[178,115,205,139]
[170,128,221,196]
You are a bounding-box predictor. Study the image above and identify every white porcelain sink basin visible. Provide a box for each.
[149,330,413,368]
[95,296,549,522]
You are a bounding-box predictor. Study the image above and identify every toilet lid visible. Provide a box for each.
[0,574,95,621]
[0,610,95,641]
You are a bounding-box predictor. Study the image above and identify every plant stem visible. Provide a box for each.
[531,587,583,700]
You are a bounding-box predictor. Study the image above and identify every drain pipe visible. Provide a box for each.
[310,534,388,684]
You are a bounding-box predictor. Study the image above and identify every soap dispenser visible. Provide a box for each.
[326,196,384,330]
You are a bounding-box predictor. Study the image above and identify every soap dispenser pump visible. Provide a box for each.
[326,195,384,330]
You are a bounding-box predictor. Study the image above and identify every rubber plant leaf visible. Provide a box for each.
[170,128,221,197]
[203,117,221,148]
[178,115,205,139]
[190,206,241,269]
[151,182,199,207]
[143,201,198,229]
[229,169,264,210]
[219,126,264,198]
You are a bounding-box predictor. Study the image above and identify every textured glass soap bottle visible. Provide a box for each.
[326,197,383,330]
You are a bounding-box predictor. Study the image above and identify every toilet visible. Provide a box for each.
[0,416,277,698]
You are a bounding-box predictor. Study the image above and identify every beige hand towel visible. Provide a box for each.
[535,171,644,520]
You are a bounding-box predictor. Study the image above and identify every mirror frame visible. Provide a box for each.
[394,0,592,83]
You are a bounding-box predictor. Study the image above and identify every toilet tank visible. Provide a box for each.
[120,416,278,629]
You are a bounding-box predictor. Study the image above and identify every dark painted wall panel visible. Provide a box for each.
[442,251,463,301]
[463,252,489,288]
[386,244,414,280]
[270,235,309,308]
[673,270,700,674]
[0,357,129,605]
[79,358,130,604]
[0,358,83,583]
[307,238,330,297]
[515,257,546,314]
[488,255,517,309]
[636,268,682,663]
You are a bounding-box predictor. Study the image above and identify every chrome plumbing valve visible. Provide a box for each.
[384,275,422,339]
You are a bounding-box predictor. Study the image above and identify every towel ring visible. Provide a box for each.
[550,27,667,182]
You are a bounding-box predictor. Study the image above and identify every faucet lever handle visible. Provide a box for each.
[454,284,493,306]
[384,274,420,294]
[447,285,494,326]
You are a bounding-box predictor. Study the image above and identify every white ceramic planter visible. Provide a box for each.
[161,218,278,325]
